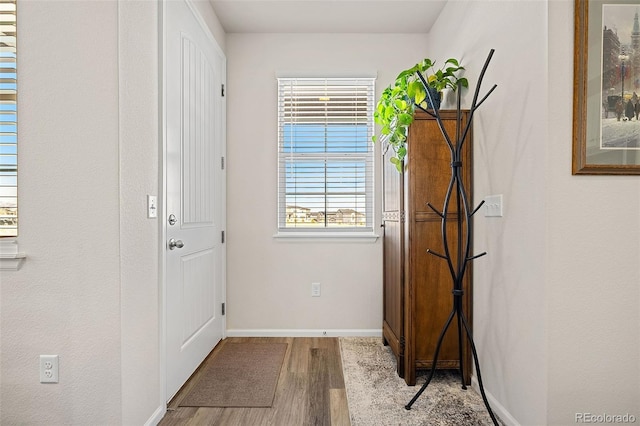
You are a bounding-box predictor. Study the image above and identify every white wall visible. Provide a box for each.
[546,1,640,424]
[1,1,122,424]
[225,33,428,333]
[428,1,640,425]
[118,0,161,424]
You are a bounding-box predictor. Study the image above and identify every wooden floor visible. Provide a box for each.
[159,337,351,426]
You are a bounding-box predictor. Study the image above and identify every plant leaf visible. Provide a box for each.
[407,80,417,99]
[385,105,395,120]
[414,85,426,105]
[398,113,413,125]
[419,58,433,71]
[394,99,407,110]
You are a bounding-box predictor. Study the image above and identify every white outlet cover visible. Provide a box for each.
[40,355,59,383]
[311,282,321,297]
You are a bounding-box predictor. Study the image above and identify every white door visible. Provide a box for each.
[164,0,226,400]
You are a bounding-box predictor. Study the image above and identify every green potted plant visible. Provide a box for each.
[372,58,468,172]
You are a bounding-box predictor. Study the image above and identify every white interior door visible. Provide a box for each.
[164,0,226,401]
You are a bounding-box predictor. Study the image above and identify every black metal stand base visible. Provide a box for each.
[404,292,499,426]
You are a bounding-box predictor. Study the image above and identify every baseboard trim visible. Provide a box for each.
[144,404,165,426]
[226,329,382,338]
[471,376,520,426]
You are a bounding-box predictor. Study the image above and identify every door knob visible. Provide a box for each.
[168,238,184,250]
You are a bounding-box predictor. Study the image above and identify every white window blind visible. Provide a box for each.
[0,0,16,237]
[277,77,375,232]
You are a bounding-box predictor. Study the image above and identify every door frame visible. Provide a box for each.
[159,0,227,407]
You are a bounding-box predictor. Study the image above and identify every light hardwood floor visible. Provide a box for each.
[159,337,351,426]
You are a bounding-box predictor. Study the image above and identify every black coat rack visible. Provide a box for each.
[403,49,499,426]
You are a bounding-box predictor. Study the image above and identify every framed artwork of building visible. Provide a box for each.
[573,0,640,174]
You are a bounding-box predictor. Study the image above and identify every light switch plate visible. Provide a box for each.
[147,195,157,219]
[484,194,503,217]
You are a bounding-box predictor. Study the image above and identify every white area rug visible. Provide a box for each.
[339,337,498,426]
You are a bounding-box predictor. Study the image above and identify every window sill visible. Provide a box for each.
[273,231,379,243]
[0,239,26,271]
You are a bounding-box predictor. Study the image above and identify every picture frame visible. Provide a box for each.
[572,0,640,175]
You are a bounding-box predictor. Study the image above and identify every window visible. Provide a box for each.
[277,77,375,234]
[0,0,16,238]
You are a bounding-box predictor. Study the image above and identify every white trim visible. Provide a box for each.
[184,0,225,58]
[0,239,25,270]
[273,231,379,242]
[227,329,383,338]
[143,404,165,426]
[159,0,168,411]
[276,71,378,79]
[471,376,521,426]
[0,254,25,271]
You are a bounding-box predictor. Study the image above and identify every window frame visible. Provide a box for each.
[0,0,17,239]
[275,77,377,239]
[0,0,23,271]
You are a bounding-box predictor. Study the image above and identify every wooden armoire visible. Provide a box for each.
[382,109,472,386]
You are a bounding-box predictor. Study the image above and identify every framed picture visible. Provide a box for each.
[573,0,640,174]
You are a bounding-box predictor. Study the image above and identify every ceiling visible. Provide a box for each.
[208,0,448,34]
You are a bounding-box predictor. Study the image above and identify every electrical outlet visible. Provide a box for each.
[40,355,59,383]
[311,282,321,297]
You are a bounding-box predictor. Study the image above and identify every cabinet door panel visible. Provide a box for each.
[383,143,402,212]
[383,219,403,340]
[411,218,469,364]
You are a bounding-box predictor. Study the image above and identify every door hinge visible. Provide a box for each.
[222,302,225,315]
[221,230,225,244]
[221,84,225,97]
[221,156,225,170]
